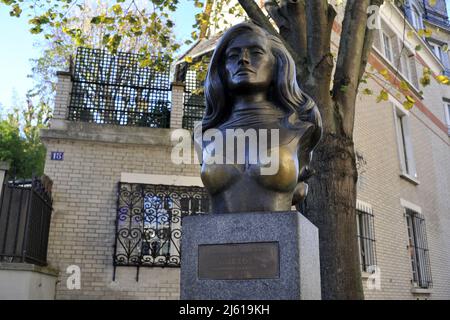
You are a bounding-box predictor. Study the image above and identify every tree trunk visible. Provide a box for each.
[306,132,363,300]
[302,58,363,300]
[238,0,382,300]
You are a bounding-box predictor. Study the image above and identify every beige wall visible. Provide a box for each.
[355,75,450,299]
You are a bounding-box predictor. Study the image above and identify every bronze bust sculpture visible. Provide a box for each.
[196,22,322,214]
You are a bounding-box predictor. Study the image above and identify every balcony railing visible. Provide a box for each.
[67,47,171,128]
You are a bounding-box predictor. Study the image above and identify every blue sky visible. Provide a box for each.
[0,1,200,112]
[0,7,40,112]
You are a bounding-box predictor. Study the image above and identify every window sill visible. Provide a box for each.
[361,272,374,279]
[400,172,420,185]
[411,288,432,294]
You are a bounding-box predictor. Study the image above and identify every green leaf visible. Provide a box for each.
[362,88,373,95]
[194,1,204,8]
[9,4,22,17]
[91,16,102,24]
[112,4,122,15]
[376,90,389,103]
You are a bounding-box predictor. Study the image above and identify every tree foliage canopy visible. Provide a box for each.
[0,98,51,178]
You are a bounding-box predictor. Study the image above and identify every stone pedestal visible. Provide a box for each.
[180,211,321,300]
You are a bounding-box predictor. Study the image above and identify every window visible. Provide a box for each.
[383,32,394,63]
[398,48,419,88]
[444,102,450,135]
[393,104,417,180]
[410,6,423,30]
[400,51,412,81]
[356,201,377,273]
[430,42,443,61]
[114,182,209,272]
[405,208,432,289]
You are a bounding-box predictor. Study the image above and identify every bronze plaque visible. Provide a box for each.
[198,242,279,280]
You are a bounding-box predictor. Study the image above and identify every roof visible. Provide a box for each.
[176,32,222,64]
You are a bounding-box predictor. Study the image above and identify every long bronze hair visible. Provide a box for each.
[200,22,322,186]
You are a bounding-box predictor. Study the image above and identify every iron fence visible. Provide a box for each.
[68,47,171,128]
[405,209,433,289]
[182,68,205,130]
[113,182,209,280]
[0,174,53,266]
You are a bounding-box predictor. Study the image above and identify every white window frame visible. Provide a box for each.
[429,42,443,61]
[382,32,394,63]
[410,4,423,31]
[391,100,418,183]
[444,101,450,135]
[400,199,432,290]
[400,50,412,82]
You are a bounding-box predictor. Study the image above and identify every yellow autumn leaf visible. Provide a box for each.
[403,100,414,110]
[418,28,433,38]
[380,69,390,80]
[406,95,415,104]
[400,81,409,91]
[184,56,193,63]
[436,75,450,85]
[428,0,437,6]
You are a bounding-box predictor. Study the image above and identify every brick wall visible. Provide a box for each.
[355,75,450,300]
[41,122,200,299]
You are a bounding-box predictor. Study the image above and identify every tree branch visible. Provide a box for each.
[332,0,371,137]
[264,0,288,30]
[358,0,385,82]
[237,0,301,68]
[237,0,279,37]
[279,0,309,82]
[305,0,333,70]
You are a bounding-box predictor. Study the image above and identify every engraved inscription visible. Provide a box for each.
[198,242,279,280]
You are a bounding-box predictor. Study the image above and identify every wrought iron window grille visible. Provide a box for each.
[405,209,433,289]
[356,203,377,273]
[113,182,209,281]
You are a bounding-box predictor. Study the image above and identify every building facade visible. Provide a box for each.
[39,0,450,299]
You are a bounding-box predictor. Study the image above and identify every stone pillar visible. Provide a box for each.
[180,211,322,300]
[0,161,9,196]
[50,71,72,129]
[170,82,185,129]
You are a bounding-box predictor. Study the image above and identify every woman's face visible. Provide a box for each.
[224,32,274,93]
